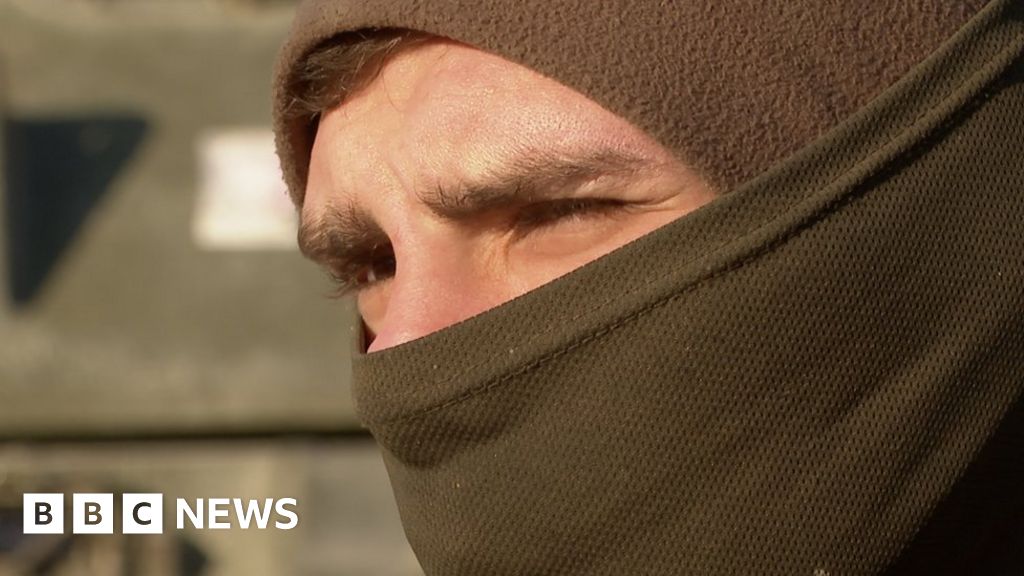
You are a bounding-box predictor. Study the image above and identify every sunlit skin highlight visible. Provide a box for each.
[301,39,716,352]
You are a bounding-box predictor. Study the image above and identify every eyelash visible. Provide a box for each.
[327,252,395,299]
[326,197,626,297]
[512,197,627,234]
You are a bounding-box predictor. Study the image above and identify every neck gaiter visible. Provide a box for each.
[273,1,1024,574]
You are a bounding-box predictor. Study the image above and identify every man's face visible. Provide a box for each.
[301,39,714,352]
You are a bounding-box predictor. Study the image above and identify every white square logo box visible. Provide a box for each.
[23,493,64,534]
[122,493,164,534]
[73,493,114,534]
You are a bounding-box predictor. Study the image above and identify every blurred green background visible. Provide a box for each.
[0,1,418,574]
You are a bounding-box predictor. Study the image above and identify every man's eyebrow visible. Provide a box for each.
[418,148,650,220]
[297,202,389,275]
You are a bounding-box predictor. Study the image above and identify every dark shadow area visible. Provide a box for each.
[3,115,148,306]
[881,392,1024,576]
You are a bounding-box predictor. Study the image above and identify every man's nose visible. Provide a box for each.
[365,240,510,353]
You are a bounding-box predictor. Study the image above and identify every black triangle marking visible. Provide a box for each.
[4,115,148,306]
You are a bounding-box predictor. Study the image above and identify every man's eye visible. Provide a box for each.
[514,197,627,232]
[327,252,395,297]
[355,255,397,287]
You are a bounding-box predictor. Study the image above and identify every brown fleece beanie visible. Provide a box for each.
[272,0,987,206]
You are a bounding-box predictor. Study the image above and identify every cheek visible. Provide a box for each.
[505,211,682,287]
[506,232,614,288]
[515,221,622,259]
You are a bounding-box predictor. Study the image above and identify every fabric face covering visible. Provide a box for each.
[274,0,1024,574]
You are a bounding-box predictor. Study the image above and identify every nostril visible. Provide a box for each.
[364,331,397,353]
[364,321,422,353]
[360,319,377,353]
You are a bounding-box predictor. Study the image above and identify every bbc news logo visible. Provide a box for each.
[23,493,299,534]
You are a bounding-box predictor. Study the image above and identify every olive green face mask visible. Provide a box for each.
[274,1,1024,574]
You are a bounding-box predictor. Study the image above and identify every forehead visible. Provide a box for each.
[302,40,668,220]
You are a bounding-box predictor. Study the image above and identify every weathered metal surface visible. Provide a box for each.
[0,0,360,437]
